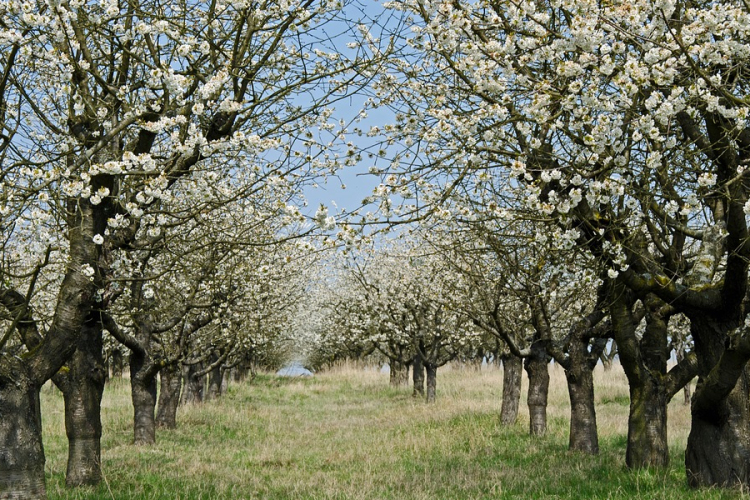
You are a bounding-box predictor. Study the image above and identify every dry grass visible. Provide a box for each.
[41,362,746,499]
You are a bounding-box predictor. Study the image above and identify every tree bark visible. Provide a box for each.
[501,354,522,425]
[130,351,157,445]
[0,361,46,500]
[58,317,106,487]
[626,378,668,468]
[524,341,549,436]
[565,335,599,453]
[206,354,223,401]
[389,359,409,387]
[412,352,425,397]
[685,315,750,487]
[156,364,182,429]
[181,363,204,405]
[425,363,437,403]
[608,289,676,468]
[0,194,99,498]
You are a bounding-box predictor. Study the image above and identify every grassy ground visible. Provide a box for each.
[41,363,749,499]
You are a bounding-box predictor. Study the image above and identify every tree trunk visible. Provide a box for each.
[221,368,229,394]
[565,335,599,453]
[0,181,99,498]
[610,290,671,468]
[524,342,549,436]
[181,363,204,404]
[233,365,246,382]
[0,361,46,500]
[412,352,425,398]
[130,352,157,445]
[675,339,693,406]
[626,379,668,468]
[389,360,409,387]
[109,349,124,378]
[425,363,437,403]
[501,354,522,425]
[59,318,106,487]
[685,315,750,487]
[206,356,223,401]
[156,364,182,429]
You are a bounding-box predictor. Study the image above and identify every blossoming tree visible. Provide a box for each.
[0,0,386,495]
[367,0,740,487]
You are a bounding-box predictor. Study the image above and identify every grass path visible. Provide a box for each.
[42,364,748,499]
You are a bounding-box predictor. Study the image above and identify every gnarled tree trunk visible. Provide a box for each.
[685,315,750,487]
[524,341,549,436]
[0,362,45,500]
[0,194,98,499]
[57,317,106,487]
[501,354,522,425]
[610,290,672,468]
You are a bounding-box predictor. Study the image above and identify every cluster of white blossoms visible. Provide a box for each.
[363,0,750,284]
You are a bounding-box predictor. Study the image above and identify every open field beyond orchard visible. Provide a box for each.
[42,364,747,500]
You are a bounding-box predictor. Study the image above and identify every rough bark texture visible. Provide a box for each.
[610,290,673,468]
[0,194,98,498]
[564,329,599,454]
[627,297,670,468]
[412,352,425,397]
[130,351,157,445]
[0,362,45,500]
[501,354,522,425]
[425,364,437,403]
[58,318,106,487]
[685,315,750,487]
[566,365,598,453]
[156,364,182,429]
[627,380,668,468]
[524,342,549,436]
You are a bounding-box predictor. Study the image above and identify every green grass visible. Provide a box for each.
[41,365,749,499]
